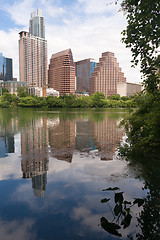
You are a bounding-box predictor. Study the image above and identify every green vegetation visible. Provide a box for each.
[119,0,160,155]
[0,89,136,109]
[119,92,160,156]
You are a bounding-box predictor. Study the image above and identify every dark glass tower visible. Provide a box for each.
[0,52,13,81]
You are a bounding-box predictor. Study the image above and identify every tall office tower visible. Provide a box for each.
[0,52,13,81]
[48,49,75,95]
[89,52,126,98]
[29,9,45,39]
[76,58,97,92]
[19,31,48,87]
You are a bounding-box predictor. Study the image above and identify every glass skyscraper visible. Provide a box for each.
[76,58,97,92]
[0,52,13,81]
[29,9,45,39]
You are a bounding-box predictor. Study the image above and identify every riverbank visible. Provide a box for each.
[0,91,136,108]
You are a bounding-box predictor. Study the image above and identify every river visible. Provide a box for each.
[0,108,159,240]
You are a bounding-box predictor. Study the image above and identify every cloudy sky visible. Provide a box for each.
[0,0,141,82]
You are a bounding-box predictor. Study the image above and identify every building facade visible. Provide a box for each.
[48,49,75,95]
[19,31,48,87]
[29,9,45,39]
[89,52,126,98]
[19,9,47,88]
[0,80,27,95]
[117,82,143,97]
[0,53,13,81]
[28,86,59,97]
[76,58,97,92]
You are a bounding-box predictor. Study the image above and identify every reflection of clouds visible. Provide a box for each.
[48,152,129,182]
[0,218,36,240]
[71,206,100,232]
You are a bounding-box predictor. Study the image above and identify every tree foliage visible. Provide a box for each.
[120,92,160,155]
[121,0,160,92]
[17,86,29,98]
[0,91,137,109]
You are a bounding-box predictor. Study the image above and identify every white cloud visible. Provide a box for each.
[2,0,34,27]
[0,28,20,79]
[77,0,119,15]
[40,0,66,18]
[0,218,36,240]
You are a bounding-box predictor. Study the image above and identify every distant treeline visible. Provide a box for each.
[0,87,138,108]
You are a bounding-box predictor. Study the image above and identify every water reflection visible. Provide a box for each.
[91,117,123,160]
[0,112,19,158]
[49,118,76,162]
[21,117,49,197]
[0,109,125,185]
[1,108,144,240]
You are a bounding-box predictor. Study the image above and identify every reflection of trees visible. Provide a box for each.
[91,117,124,160]
[21,117,49,198]
[101,155,160,240]
[133,156,160,240]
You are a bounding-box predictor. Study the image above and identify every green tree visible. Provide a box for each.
[2,88,9,95]
[107,94,121,101]
[91,92,106,108]
[121,0,160,92]
[17,86,29,97]
[119,0,160,154]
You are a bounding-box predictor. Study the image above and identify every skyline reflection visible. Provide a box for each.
[0,109,124,197]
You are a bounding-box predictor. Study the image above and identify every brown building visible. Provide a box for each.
[89,52,126,98]
[48,49,75,95]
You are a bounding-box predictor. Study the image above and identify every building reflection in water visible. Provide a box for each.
[0,135,14,158]
[0,117,19,158]
[20,113,124,197]
[49,114,124,162]
[75,119,96,152]
[49,119,76,163]
[21,117,49,198]
[91,117,124,160]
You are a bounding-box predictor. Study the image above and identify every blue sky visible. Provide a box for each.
[0,0,141,81]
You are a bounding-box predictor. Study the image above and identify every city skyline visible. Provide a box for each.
[0,0,141,83]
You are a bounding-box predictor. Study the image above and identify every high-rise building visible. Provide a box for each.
[29,9,45,39]
[76,58,97,92]
[19,10,48,87]
[0,52,13,81]
[89,52,126,98]
[19,31,48,87]
[48,49,75,95]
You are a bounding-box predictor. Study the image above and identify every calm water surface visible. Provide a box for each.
[0,108,159,240]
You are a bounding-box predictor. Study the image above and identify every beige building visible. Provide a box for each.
[28,86,59,97]
[0,80,27,95]
[48,49,75,95]
[89,52,126,98]
[19,31,48,87]
[117,82,143,97]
